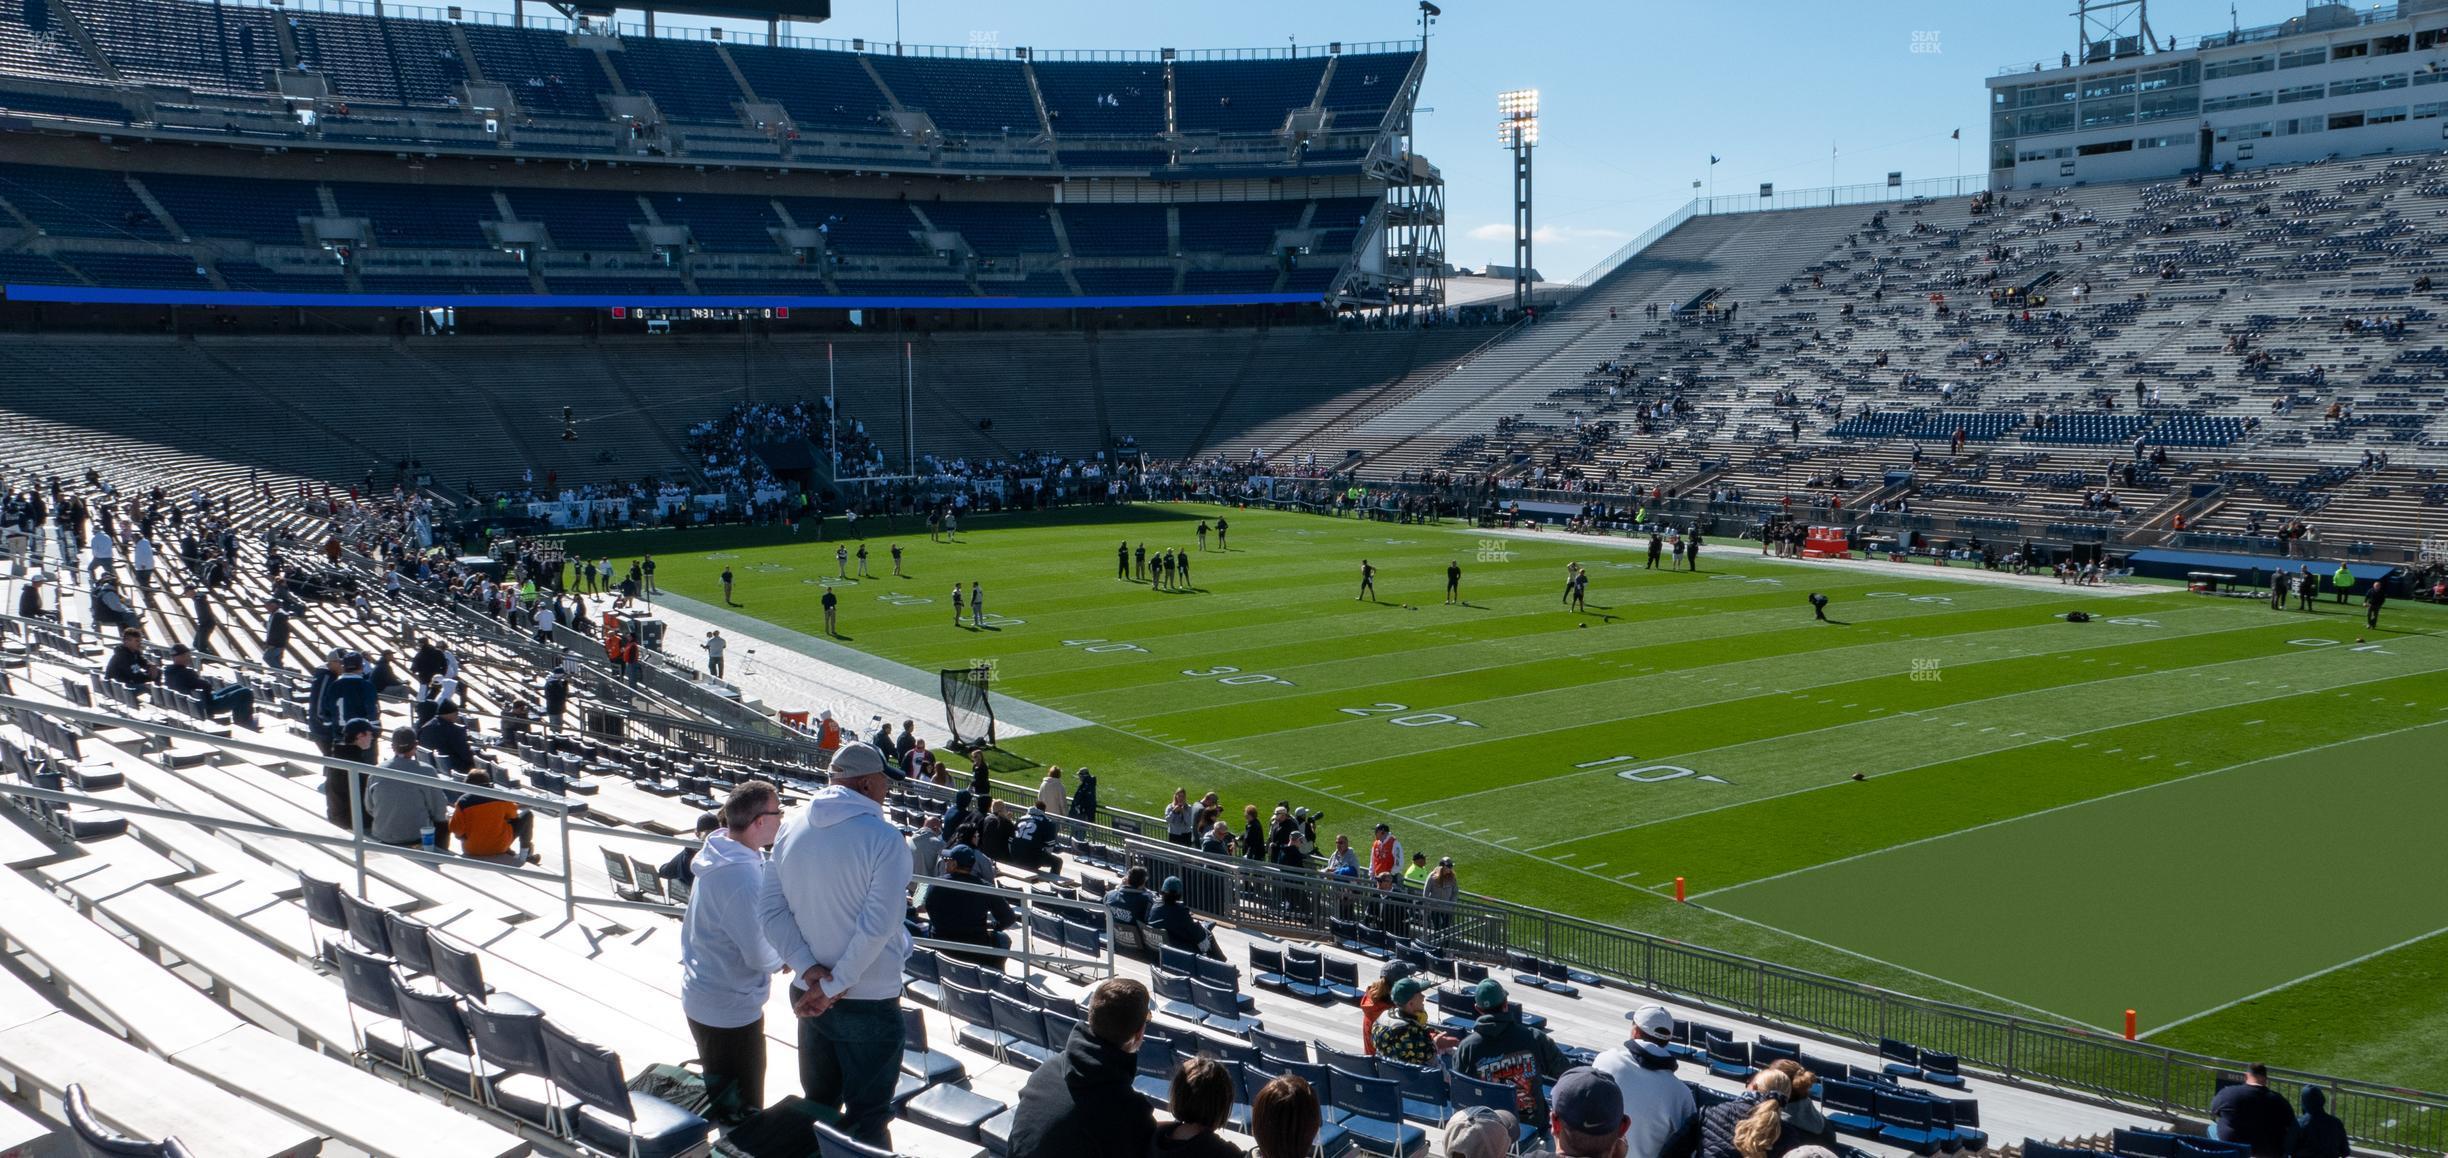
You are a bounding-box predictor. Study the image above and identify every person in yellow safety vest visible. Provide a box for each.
[1402,852,1432,891]
[2334,562,2354,605]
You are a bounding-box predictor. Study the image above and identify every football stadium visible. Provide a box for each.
[0,0,2445,1154]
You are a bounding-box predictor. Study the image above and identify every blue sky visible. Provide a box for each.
[443,0,2311,280]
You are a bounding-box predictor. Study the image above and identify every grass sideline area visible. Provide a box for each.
[571,502,2448,1090]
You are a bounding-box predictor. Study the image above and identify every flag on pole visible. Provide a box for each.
[1951,128,1961,139]
[1709,155,1720,165]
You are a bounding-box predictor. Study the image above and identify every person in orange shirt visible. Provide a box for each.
[448,769,535,864]
[817,709,842,753]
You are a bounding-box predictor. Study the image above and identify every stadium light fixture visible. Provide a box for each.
[1496,88,1539,148]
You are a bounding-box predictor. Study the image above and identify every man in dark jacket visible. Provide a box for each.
[542,666,571,733]
[163,644,257,728]
[922,846,1016,970]
[409,638,446,685]
[103,627,158,689]
[1453,979,1572,1126]
[2212,1064,2296,1157]
[1006,978,1155,1158]
[2290,1085,2348,1158]
[1148,877,1210,956]
[416,700,478,775]
[306,650,345,755]
[321,652,377,735]
[188,586,221,656]
[261,607,292,670]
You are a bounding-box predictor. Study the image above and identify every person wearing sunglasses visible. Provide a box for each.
[680,779,792,1127]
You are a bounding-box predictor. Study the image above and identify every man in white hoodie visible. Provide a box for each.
[681,780,786,1126]
[757,742,912,1147]
[1589,1005,1698,1158]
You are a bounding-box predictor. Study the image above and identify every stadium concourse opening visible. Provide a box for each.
[4,0,2448,1155]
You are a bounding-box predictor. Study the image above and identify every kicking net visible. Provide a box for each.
[940,665,998,749]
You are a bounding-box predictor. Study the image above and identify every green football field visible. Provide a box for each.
[574,503,2448,1090]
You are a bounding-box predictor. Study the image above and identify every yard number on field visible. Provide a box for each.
[1578,755,1730,786]
[1181,666,1294,687]
[1064,638,1149,654]
[1338,702,1482,728]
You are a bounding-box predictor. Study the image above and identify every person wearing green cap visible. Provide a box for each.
[1454,978,1572,1125]
[1369,975,1458,1065]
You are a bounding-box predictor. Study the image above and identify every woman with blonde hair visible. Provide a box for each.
[1699,1067,1797,1158]
[1765,1059,1831,1145]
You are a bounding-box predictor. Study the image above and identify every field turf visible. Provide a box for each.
[576,503,2448,1090]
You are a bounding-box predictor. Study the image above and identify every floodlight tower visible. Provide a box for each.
[2076,0,2158,62]
[1497,88,1539,311]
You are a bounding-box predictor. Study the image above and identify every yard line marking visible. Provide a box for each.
[1553,853,1578,861]
[1424,647,2424,823]
[1691,719,2448,904]
[1517,669,2446,853]
[2141,918,2448,1040]
[1979,727,1998,733]
[1495,836,1519,845]
[1312,622,2294,793]
[2103,748,2122,755]
[2139,754,2157,761]
[1689,905,2090,1026]
[1615,871,1642,880]
[2243,720,2263,726]
[1583,862,1608,871]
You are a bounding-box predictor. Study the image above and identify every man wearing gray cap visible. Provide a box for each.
[1592,1005,1698,1158]
[1532,1067,1633,1158]
[757,742,910,1147]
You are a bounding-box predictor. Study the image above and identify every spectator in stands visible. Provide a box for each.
[15,573,46,621]
[1325,833,1361,877]
[1007,806,1062,874]
[188,585,222,657]
[448,769,536,865]
[1542,1067,1637,1158]
[1067,766,1096,827]
[322,651,377,742]
[756,741,910,1148]
[1154,1055,1242,1158]
[365,726,450,850]
[129,533,154,592]
[980,799,1017,861]
[1150,876,1210,955]
[1199,821,1236,856]
[1699,1067,1794,1158]
[1446,1106,1523,1158]
[1359,961,1400,1053]
[415,699,477,775]
[1370,823,1403,880]
[2291,1085,2347,1158]
[680,780,787,1127]
[261,605,291,670]
[1104,865,1156,927]
[1037,766,1066,816]
[1765,1060,1829,1148]
[542,664,570,733]
[1454,979,1572,1126]
[162,643,258,729]
[660,813,721,888]
[2212,1064,2296,1157]
[1370,974,1458,1064]
[923,845,1016,969]
[1593,1005,1698,1158]
[911,815,945,879]
[1249,1074,1323,1158]
[1008,977,1158,1158]
[1165,788,1196,846]
[307,650,345,757]
[103,626,158,689]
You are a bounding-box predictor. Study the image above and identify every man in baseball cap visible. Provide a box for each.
[1370,974,1458,1064]
[1452,978,1572,1130]
[1545,1066,1632,1157]
[1591,1005,1697,1158]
